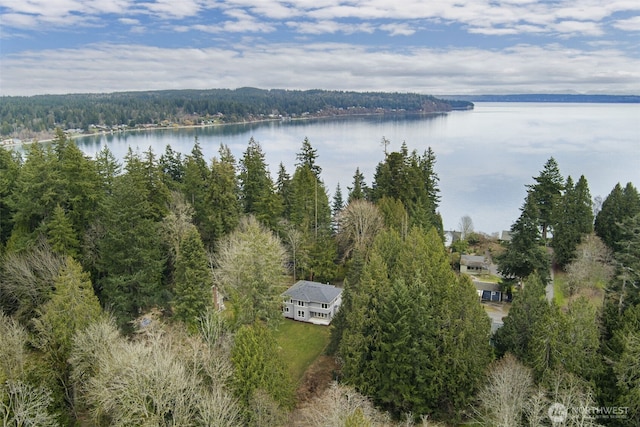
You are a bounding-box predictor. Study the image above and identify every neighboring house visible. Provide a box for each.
[460,254,489,275]
[473,280,503,302]
[282,280,343,326]
[499,230,512,242]
[444,230,462,247]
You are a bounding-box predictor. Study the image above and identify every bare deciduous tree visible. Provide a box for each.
[336,200,384,260]
[0,312,28,383]
[70,316,243,427]
[295,382,390,426]
[1,380,58,427]
[0,239,64,321]
[459,215,474,240]
[475,354,533,427]
[565,233,614,296]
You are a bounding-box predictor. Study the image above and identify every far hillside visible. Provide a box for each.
[0,88,473,140]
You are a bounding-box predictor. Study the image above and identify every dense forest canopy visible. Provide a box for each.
[1,125,639,425]
[0,88,473,139]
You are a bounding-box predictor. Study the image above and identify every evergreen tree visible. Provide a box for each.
[8,143,61,249]
[94,145,121,195]
[339,227,492,421]
[238,138,282,228]
[376,196,409,238]
[159,144,185,188]
[528,157,564,241]
[231,323,293,412]
[332,183,344,218]
[0,149,21,248]
[348,167,368,202]
[493,274,551,361]
[204,144,240,247]
[497,193,550,281]
[182,139,210,233]
[371,145,442,234]
[173,226,212,329]
[47,204,80,258]
[595,182,640,251]
[32,257,102,416]
[295,137,321,177]
[54,135,103,235]
[552,175,594,267]
[96,171,167,323]
[275,162,292,219]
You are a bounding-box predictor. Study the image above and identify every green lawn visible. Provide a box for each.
[274,319,331,383]
[553,273,567,307]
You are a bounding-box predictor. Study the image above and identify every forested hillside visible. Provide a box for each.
[0,88,472,140]
[0,131,638,426]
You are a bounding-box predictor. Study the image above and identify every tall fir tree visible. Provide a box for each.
[231,323,294,414]
[528,157,564,241]
[595,182,640,251]
[348,167,368,202]
[172,226,212,329]
[552,175,594,267]
[0,148,20,249]
[371,145,442,235]
[275,162,292,219]
[497,192,550,281]
[96,170,167,324]
[339,227,492,421]
[204,144,240,247]
[182,139,210,233]
[47,204,80,258]
[238,138,282,228]
[332,183,344,217]
[493,274,551,361]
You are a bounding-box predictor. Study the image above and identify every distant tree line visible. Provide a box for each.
[0,88,472,138]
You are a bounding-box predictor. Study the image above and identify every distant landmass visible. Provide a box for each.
[443,94,640,103]
[0,88,473,141]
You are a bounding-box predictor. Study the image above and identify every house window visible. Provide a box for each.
[321,303,328,309]
[298,301,305,307]
[297,310,305,318]
[283,307,289,313]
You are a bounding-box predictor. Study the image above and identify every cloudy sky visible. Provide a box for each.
[1,0,639,96]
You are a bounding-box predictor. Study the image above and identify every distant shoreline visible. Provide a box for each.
[2,110,452,149]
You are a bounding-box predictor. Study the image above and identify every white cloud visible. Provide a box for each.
[2,42,638,96]
[119,18,140,25]
[613,16,640,31]
[379,23,416,36]
[287,20,375,35]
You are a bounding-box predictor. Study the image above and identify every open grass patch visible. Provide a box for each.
[274,320,331,383]
[553,272,568,307]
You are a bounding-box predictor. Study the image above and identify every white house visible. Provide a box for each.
[281,280,342,326]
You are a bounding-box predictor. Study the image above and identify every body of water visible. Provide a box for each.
[74,103,640,235]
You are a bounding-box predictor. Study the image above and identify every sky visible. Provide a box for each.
[1,0,639,96]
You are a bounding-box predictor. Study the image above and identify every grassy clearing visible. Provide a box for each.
[553,272,568,307]
[274,319,331,383]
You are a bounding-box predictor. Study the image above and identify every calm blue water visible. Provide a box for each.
[73,103,640,234]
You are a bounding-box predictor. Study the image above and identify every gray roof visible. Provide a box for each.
[282,280,342,304]
[461,255,487,267]
[473,280,501,292]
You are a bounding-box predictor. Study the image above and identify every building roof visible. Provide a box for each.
[461,254,487,267]
[473,280,501,292]
[282,280,342,304]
